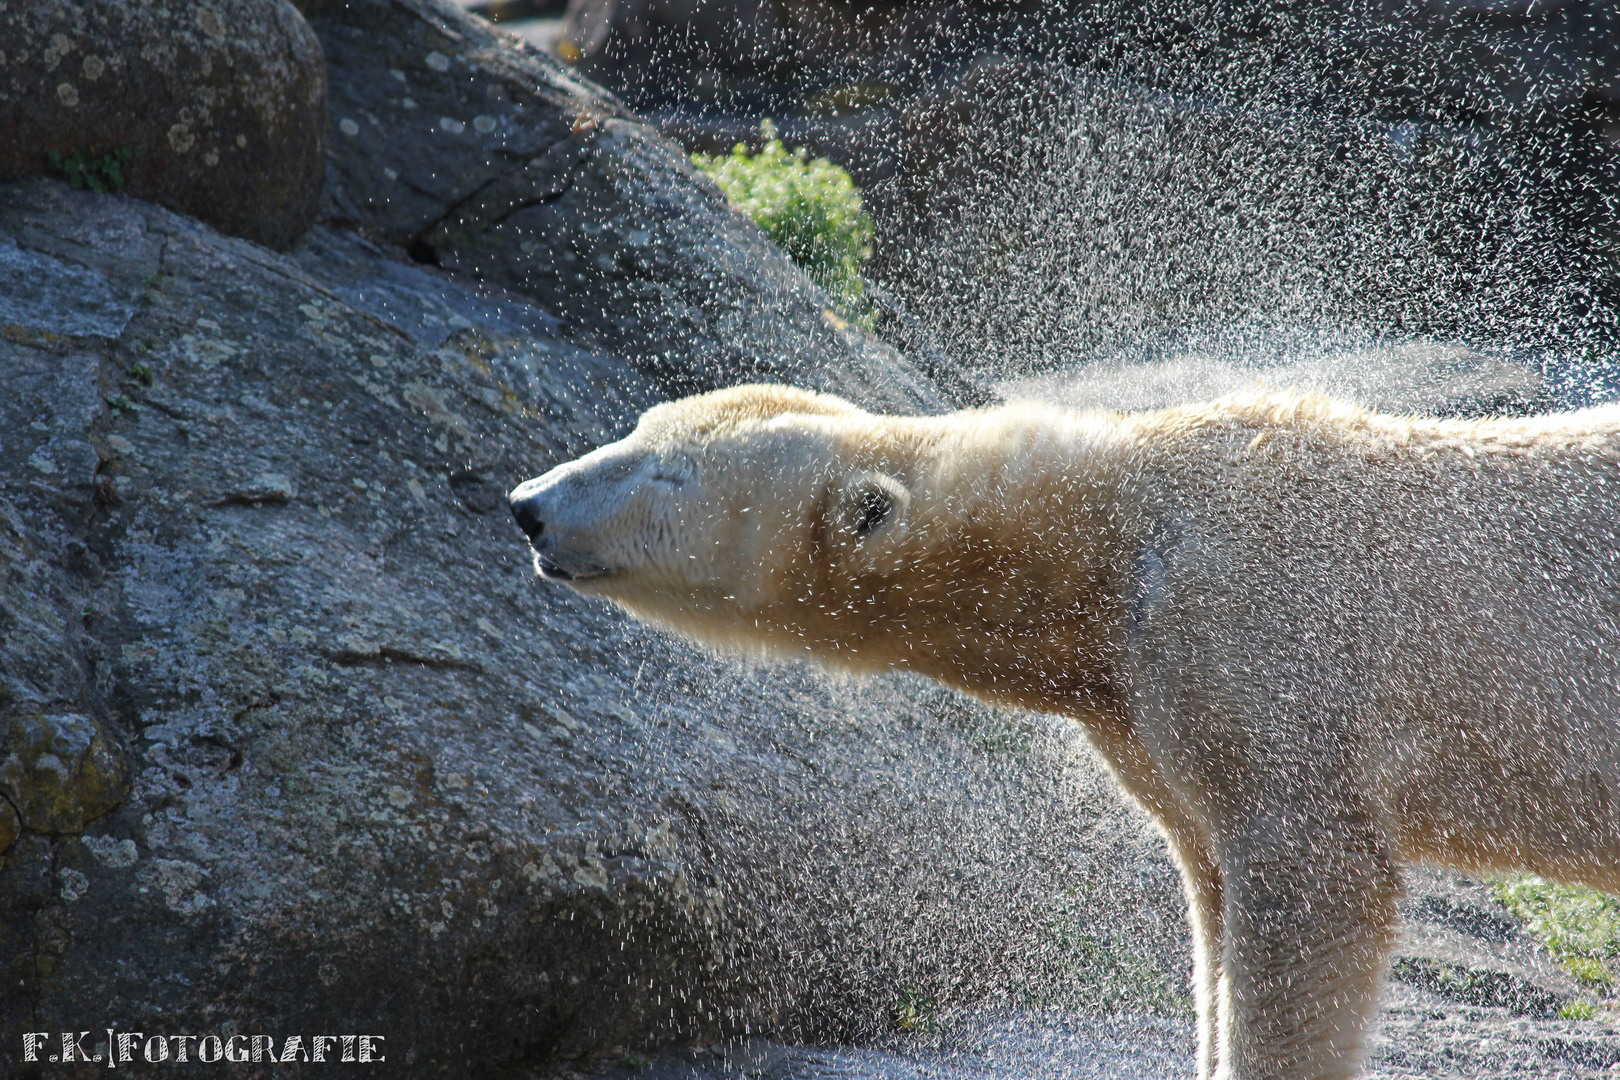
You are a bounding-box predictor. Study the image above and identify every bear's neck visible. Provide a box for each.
[785,407,1142,720]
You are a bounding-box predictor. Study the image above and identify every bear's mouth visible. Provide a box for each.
[536,555,573,581]
[535,554,611,582]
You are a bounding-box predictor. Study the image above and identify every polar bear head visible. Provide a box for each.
[506,384,938,658]
[509,383,1123,701]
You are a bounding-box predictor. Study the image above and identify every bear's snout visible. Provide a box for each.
[508,462,640,584]
[509,491,545,541]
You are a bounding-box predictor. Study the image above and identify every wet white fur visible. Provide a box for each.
[511,384,1620,1080]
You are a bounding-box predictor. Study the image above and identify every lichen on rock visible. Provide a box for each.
[0,712,129,837]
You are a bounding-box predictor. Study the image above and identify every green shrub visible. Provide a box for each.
[46,147,132,194]
[693,121,874,316]
[1492,876,1620,990]
[1565,957,1614,989]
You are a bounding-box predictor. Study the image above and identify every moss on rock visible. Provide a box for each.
[0,713,129,836]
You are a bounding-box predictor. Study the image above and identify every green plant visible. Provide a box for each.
[1564,957,1614,989]
[46,147,133,194]
[893,986,940,1033]
[1492,876,1620,990]
[105,393,136,415]
[692,121,874,317]
[127,362,154,386]
[1560,1000,1597,1021]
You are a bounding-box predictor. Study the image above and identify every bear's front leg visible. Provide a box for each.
[1216,811,1401,1080]
[1167,828,1224,1080]
[1074,707,1230,1079]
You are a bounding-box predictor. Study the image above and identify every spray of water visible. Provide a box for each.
[511,3,1620,1075]
[883,63,1615,405]
[573,0,1619,404]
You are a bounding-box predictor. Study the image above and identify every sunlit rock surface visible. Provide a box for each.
[0,175,1185,1073]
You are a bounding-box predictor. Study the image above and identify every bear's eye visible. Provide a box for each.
[854,487,891,537]
[650,471,685,487]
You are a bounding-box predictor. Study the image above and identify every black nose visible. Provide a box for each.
[510,496,544,540]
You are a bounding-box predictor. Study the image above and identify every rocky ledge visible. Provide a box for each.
[0,131,1178,1080]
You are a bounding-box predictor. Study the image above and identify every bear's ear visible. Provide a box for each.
[835,470,909,543]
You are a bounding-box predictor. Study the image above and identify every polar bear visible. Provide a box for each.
[508,383,1620,1080]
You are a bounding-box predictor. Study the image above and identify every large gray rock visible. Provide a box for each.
[0,0,328,251]
[0,173,1185,1073]
[307,0,939,405]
